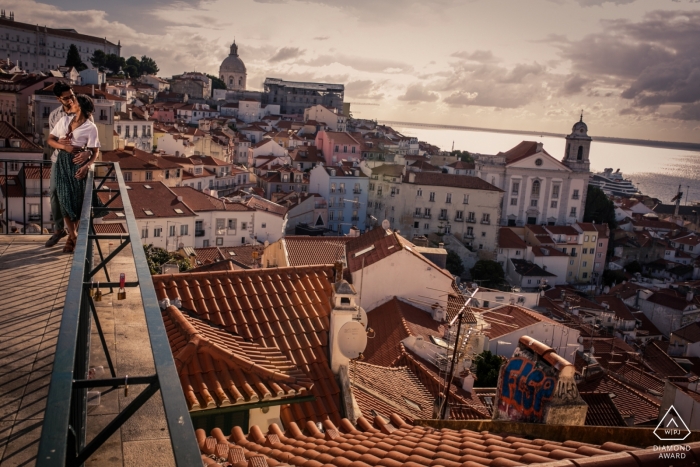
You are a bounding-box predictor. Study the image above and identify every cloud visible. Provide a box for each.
[573,0,637,6]
[673,103,700,121]
[559,74,592,96]
[398,83,439,102]
[313,36,330,41]
[345,80,385,100]
[450,50,499,63]
[302,54,413,74]
[269,47,305,62]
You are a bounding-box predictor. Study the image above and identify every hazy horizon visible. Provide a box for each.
[12,0,700,143]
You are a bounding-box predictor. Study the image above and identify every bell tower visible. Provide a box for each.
[562,113,591,173]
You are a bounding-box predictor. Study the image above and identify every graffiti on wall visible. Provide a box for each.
[496,357,557,423]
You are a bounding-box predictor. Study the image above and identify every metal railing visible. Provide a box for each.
[1,159,52,235]
[37,162,200,466]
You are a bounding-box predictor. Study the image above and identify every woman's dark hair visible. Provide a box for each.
[52,82,72,97]
[75,94,95,118]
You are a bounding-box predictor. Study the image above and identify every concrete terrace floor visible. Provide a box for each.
[0,236,175,466]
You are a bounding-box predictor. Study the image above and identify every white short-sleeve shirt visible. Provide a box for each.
[50,115,101,150]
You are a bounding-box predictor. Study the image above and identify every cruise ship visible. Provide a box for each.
[589,168,641,197]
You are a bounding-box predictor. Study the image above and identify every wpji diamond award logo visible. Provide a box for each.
[653,406,691,460]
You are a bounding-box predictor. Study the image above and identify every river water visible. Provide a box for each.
[392,125,700,205]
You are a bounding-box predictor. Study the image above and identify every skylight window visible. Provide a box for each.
[144,184,152,189]
[116,212,125,218]
[403,398,421,412]
[144,210,154,216]
[353,245,375,257]
[228,251,236,256]
[174,208,184,214]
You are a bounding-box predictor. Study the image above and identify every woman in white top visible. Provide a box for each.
[47,94,101,253]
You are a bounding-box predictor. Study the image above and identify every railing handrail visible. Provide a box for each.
[37,162,201,466]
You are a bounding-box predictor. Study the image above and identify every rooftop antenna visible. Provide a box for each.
[580,110,583,122]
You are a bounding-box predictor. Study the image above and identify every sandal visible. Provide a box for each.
[63,237,76,254]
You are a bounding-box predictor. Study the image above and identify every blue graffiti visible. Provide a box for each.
[498,357,556,422]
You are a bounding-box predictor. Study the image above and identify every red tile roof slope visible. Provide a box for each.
[579,392,628,427]
[193,247,227,265]
[196,412,682,467]
[351,362,434,422]
[171,186,254,212]
[283,236,352,267]
[594,295,636,321]
[93,223,126,234]
[98,182,196,220]
[642,340,688,377]
[153,266,342,425]
[605,361,665,395]
[577,373,660,425]
[480,305,560,339]
[672,321,700,344]
[498,228,527,249]
[162,306,314,411]
[403,172,503,192]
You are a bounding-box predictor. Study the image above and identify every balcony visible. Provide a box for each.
[438,215,448,221]
[353,188,362,194]
[1,162,201,466]
[572,195,580,200]
[351,216,359,221]
[466,218,476,223]
[454,217,464,222]
[424,214,432,219]
[414,213,423,218]
[481,219,490,225]
[195,229,205,237]
[464,233,475,239]
[571,252,578,257]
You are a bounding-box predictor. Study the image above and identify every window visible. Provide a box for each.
[216,218,225,235]
[241,222,247,230]
[548,200,557,209]
[446,193,452,204]
[335,145,339,152]
[180,224,189,236]
[203,240,210,247]
[154,227,162,237]
[331,183,336,193]
[429,192,435,202]
[216,237,223,246]
[125,126,130,137]
[262,223,267,228]
[141,228,148,239]
[352,146,356,153]
[530,199,538,207]
[463,194,469,204]
[468,212,475,222]
[228,219,237,231]
[599,242,603,247]
[417,189,422,197]
[456,210,463,220]
[570,260,574,265]
[570,207,577,217]
[467,227,474,236]
[123,172,132,182]
[414,221,420,228]
[479,244,483,250]
[439,209,447,220]
[572,189,580,200]
[117,125,121,134]
[552,185,560,199]
[145,171,153,181]
[343,146,347,153]
[582,272,588,278]
[531,180,540,196]
[481,213,490,223]
[415,207,422,215]
[516,250,521,256]
[169,225,176,237]
[597,253,602,258]
[481,231,486,237]
[583,261,588,267]
[510,198,517,206]
[511,181,519,195]
[424,223,429,230]
[391,187,397,197]
[425,208,431,216]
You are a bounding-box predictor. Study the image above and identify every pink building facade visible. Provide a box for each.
[315,130,361,166]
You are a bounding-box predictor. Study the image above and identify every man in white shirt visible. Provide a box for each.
[45,82,93,247]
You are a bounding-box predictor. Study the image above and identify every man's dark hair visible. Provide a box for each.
[75,94,94,118]
[52,82,73,97]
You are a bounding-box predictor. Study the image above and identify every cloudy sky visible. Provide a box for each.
[11,0,700,142]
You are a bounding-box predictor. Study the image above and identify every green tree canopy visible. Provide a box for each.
[207,74,227,90]
[474,350,502,388]
[584,185,617,230]
[450,150,473,163]
[445,250,464,276]
[65,44,87,71]
[89,49,107,68]
[470,260,505,289]
[144,245,191,275]
[104,54,126,75]
[139,55,159,75]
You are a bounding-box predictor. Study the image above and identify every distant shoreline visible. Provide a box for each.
[379,120,700,153]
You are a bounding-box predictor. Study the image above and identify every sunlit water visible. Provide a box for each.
[392,125,700,205]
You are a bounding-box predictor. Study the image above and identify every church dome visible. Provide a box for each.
[220,42,246,74]
[571,114,588,134]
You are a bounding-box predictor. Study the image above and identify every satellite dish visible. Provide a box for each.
[338,321,368,359]
[354,308,368,328]
[381,219,390,230]
[264,240,269,247]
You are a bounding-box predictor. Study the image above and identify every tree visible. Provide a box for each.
[450,150,473,163]
[445,250,464,276]
[139,55,159,75]
[602,269,626,287]
[207,74,226,90]
[90,50,107,68]
[125,56,142,77]
[470,260,505,289]
[144,245,191,275]
[65,44,87,71]
[584,185,617,230]
[473,350,502,388]
[625,260,642,275]
[104,54,126,75]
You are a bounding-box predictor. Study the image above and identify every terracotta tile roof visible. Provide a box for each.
[323,131,360,146]
[480,305,560,339]
[632,312,663,337]
[594,295,636,321]
[93,223,126,234]
[604,361,665,395]
[221,244,259,269]
[0,121,42,151]
[98,182,196,220]
[350,362,434,422]
[500,140,559,166]
[447,160,475,169]
[282,236,352,267]
[645,291,692,311]
[608,282,646,300]
[194,411,668,467]
[581,337,635,355]
[0,175,22,198]
[346,227,391,257]
[510,259,557,277]
[245,195,287,217]
[578,373,660,425]
[409,160,441,172]
[498,228,527,249]
[404,172,503,192]
[545,225,580,236]
[642,340,688,378]
[171,186,254,212]
[673,322,700,344]
[21,165,50,179]
[163,306,314,411]
[193,247,227,265]
[153,266,342,425]
[580,392,628,427]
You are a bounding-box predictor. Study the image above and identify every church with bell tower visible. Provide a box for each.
[473,114,593,227]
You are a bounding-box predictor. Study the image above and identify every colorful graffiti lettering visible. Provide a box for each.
[497,357,557,423]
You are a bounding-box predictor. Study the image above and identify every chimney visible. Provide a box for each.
[408,172,416,183]
[438,242,444,249]
[128,109,133,120]
[687,290,695,303]
[536,142,543,153]
[462,373,475,393]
